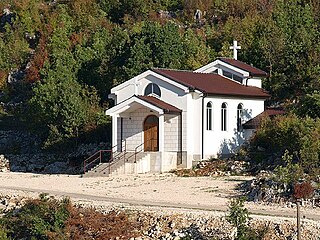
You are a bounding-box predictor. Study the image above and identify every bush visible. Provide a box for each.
[0,193,70,240]
[28,66,104,148]
[294,182,314,200]
[248,114,320,176]
[273,150,304,186]
[0,194,140,240]
[0,227,9,240]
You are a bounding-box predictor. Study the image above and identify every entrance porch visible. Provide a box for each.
[105,95,185,174]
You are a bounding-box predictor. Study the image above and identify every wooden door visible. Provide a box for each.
[144,115,159,152]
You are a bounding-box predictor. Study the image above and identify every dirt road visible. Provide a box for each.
[0,172,319,221]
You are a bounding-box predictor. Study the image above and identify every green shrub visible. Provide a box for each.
[248,114,320,177]
[0,226,9,240]
[0,193,70,240]
[227,197,268,240]
[0,194,141,239]
[273,150,304,186]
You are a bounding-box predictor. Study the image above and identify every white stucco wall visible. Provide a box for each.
[202,96,265,158]
[113,73,188,112]
[246,77,262,88]
[186,93,202,166]
[138,75,187,110]
[111,71,189,155]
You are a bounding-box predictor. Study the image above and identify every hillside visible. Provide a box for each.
[0,0,319,149]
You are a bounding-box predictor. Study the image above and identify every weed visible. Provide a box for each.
[227,197,268,240]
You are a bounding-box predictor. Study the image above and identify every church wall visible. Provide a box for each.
[186,93,202,167]
[115,83,135,104]
[164,114,179,152]
[137,75,188,111]
[113,74,189,113]
[182,111,187,152]
[246,78,262,88]
[202,96,265,158]
[121,107,153,151]
[116,117,121,150]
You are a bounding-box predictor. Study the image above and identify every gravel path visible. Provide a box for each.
[0,172,319,221]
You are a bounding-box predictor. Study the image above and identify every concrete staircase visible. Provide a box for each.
[83,152,154,177]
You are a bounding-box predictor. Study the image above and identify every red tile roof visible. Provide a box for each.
[137,95,181,113]
[218,58,268,77]
[243,108,286,129]
[152,69,270,98]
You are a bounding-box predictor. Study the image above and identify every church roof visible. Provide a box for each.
[136,95,182,113]
[152,69,270,98]
[243,108,286,129]
[218,58,268,77]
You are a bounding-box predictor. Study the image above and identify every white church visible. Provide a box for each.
[105,42,270,174]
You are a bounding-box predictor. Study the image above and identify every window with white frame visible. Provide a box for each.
[222,70,243,83]
[221,102,227,131]
[144,83,161,97]
[237,103,243,131]
[206,102,213,130]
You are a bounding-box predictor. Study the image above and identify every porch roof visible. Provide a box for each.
[136,96,181,113]
[106,95,181,116]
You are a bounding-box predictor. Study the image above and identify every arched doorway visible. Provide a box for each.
[143,115,159,151]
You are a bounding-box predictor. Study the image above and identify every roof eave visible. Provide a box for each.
[218,58,268,78]
[205,92,270,99]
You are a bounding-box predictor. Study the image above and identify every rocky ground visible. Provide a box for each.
[0,193,320,240]
[242,171,320,208]
[0,128,109,174]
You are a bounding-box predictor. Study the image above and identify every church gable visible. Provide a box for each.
[109,70,189,106]
[194,41,267,88]
[195,58,267,78]
[194,58,267,88]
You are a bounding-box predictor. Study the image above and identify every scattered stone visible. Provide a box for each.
[242,171,320,208]
[172,159,247,177]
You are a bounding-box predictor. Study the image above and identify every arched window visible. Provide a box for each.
[237,103,243,131]
[221,102,227,131]
[206,102,213,130]
[144,83,161,97]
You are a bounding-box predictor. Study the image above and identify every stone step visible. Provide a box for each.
[83,152,149,177]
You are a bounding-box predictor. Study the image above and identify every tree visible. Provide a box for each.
[295,91,320,119]
[262,0,320,102]
[29,59,100,147]
[27,7,101,147]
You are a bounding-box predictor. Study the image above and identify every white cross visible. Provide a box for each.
[229,40,241,60]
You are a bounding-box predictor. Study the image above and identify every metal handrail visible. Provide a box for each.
[135,137,156,162]
[83,150,111,173]
[83,138,157,175]
[83,140,126,174]
[94,151,126,174]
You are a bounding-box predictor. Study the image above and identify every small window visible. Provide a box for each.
[222,70,243,83]
[144,83,161,97]
[222,70,233,79]
[233,75,243,83]
[237,103,243,131]
[206,102,213,130]
[221,102,227,131]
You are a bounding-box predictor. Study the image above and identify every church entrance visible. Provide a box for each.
[143,115,159,152]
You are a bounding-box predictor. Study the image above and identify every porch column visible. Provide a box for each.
[159,114,165,153]
[112,114,118,151]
